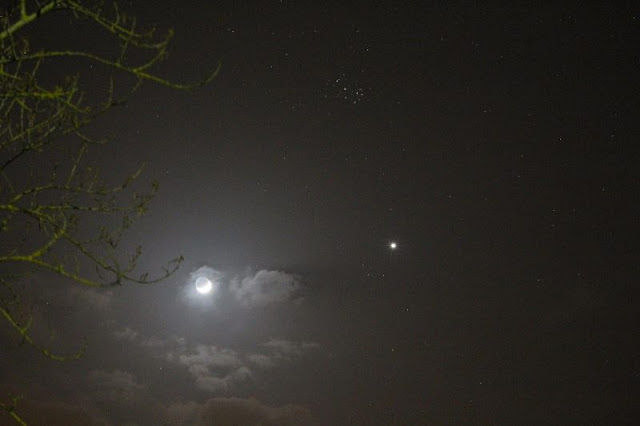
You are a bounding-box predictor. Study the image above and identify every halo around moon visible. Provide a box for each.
[195,276,213,294]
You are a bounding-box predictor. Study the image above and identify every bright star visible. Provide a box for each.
[389,242,397,250]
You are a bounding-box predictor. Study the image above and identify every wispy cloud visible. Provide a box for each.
[194,366,252,392]
[88,369,146,402]
[262,339,320,358]
[110,327,320,393]
[175,344,242,369]
[247,339,319,370]
[113,326,138,341]
[246,353,276,369]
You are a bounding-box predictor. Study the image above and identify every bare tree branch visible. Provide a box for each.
[0,0,216,398]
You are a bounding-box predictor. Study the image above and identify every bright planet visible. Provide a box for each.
[195,276,213,294]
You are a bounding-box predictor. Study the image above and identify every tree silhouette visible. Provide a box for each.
[0,3,218,419]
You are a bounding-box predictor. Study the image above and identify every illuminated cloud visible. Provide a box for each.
[177,344,243,369]
[171,344,250,392]
[229,270,300,307]
[193,366,252,392]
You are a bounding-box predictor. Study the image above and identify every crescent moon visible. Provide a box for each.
[195,276,213,294]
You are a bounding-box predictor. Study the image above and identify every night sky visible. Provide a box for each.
[2,2,640,425]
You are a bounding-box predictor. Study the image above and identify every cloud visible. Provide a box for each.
[20,272,113,311]
[262,339,320,358]
[246,353,276,369]
[88,369,146,402]
[66,286,114,309]
[229,270,300,307]
[168,339,319,392]
[171,345,250,392]
[141,336,171,350]
[108,327,319,394]
[112,326,181,353]
[195,397,320,426]
[247,339,319,370]
[193,366,252,392]
[177,345,242,369]
[189,266,223,285]
[107,328,251,393]
[113,327,138,341]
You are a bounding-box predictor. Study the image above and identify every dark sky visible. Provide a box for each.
[2,2,640,425]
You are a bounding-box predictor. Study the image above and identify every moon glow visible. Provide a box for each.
[195,276,213,294]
